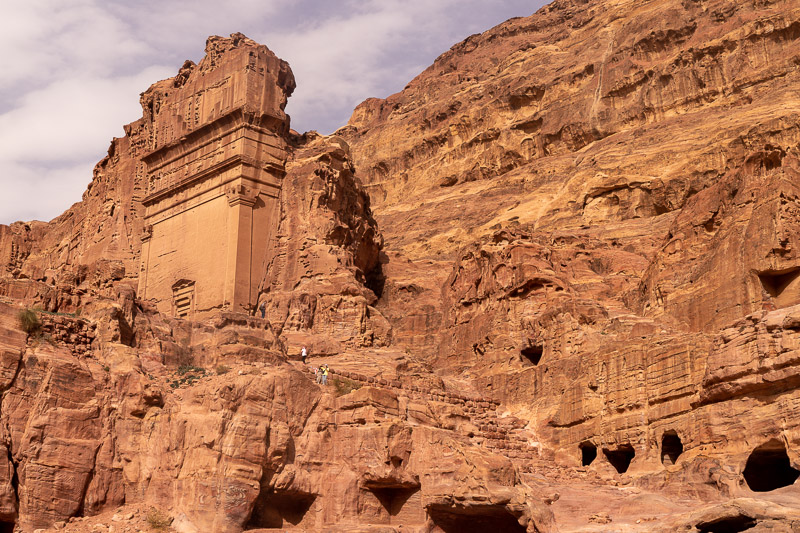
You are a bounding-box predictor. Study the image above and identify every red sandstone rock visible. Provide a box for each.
[2,0,800,530]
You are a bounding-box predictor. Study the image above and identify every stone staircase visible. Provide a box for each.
[300,364,545,474]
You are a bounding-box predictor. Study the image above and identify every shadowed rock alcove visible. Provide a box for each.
[696,513,758,533]
[758,268,800,308]
[246,491,317,529]
[661,430,683,466]
[368,485,421,519]
[520,344,543,366]
[427,505,527,533]
[580,441,597,466]
[742,439,800,492]
[603,444,635,474]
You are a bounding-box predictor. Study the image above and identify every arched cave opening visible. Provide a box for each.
[661,430,683,466]
[246,491,317,529]
[368,485,420,517]
[695,513,758,533]
[758,268,800,308]
[520,345,543,366]
[603,444,635,474]
[579,441,597,466]
[742,439,800,492]
[427,505,527,533]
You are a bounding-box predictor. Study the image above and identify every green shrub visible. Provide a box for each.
[177,364,205,376]
[17,309,40,335]
[216,364,231,375]
[146,507,172,530]
[332,376,361,397]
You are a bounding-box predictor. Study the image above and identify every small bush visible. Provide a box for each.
[146,507,172,530]
[177,364,205,376]
[332,377,361,397]
[216,364,230,375]
[17,309,40,335]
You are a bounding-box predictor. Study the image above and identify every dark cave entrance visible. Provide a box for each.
[661,431,683,466]
[579,441,597,466]
[0,522,13,533]
[246,491,316,529]
[742,439,800,492]
[428,505,527,533]
[696,513,758,533]
[368,485,420,517]
[603,444,635,474]
[365,252,387,300]
[520,344,543,366]
[758,267,800,308]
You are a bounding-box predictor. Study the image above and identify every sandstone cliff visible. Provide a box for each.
[0,32,549,533]
[2,0,800,531]
[340,0,800,528]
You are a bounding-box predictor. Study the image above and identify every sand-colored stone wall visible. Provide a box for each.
[136,34,294,318]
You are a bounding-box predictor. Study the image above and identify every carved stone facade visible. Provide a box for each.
[137,34,295,317]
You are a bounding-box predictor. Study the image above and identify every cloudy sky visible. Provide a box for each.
[0,0,549,224]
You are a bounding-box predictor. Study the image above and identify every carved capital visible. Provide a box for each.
[226,183,257,207]
[141,224,153,242]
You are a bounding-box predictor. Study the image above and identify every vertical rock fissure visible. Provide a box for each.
[75,444,101,518]
[5,448,17,527]
[0,345,23,528]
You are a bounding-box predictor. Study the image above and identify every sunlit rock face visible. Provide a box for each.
[137,34,295,318]
[3,0,800,530]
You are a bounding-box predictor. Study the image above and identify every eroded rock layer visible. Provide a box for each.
[2,0,800,530]
[340,0,800,529]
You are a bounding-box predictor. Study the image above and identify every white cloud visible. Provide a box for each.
[0,161,95,224]
[0,66,172,163]
[0,0,547,224]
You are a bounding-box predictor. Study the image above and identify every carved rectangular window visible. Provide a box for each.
[172,280,195,318]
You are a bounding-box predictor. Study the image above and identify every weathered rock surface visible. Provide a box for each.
[0,299,551,532]
[3,0,800,530]
[258,132,386,354]
[339,0,800,529]
[0,29,545,533]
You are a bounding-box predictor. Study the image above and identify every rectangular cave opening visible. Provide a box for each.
[428,505,527,533]
[758,267,800,308]
[246,491,316,529]
[369,486,420,517]
[661,430,683,466]
[579,441,597,466]
[520,344,543,366]
[0,522,13,533]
